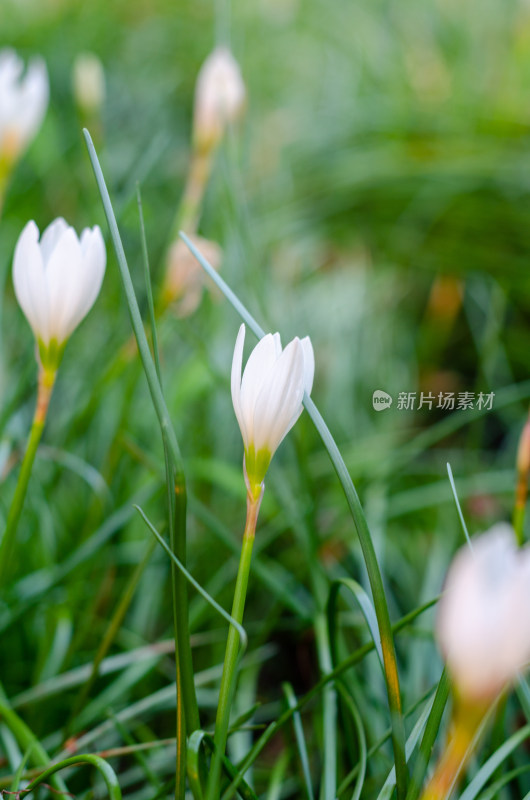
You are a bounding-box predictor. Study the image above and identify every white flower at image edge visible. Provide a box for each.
[231,323,314,495]
[0,49,49,163]
[436,523,530,704]
[13,218,106,369]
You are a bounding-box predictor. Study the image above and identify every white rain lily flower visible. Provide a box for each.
[72,52,105,116]
[231,323,314,495]
[13,218,106,369]
[194,47,246,152]
[436,523,530,703]
[0,49,49,164]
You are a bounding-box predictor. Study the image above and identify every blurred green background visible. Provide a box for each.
[1,0,530,796]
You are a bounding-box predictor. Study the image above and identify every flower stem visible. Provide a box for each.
[0,153,11,220]
[419,699,484,800]
[171,468,200,735]
[0,367,56,586]
[205,489,262,800]
[513,410,530,546]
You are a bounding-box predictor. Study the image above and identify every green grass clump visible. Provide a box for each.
[2,1,530,798]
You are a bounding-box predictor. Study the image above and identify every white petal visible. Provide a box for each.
[14,58,48,149]
[300,336,315,395]
[239,332,282,443]
[40,217,69,263]
[231,324,247,446]
[12,220,50,343]
[252,338,305,454]
[436,525,530,700]
[73,226,106,322]
[44,227,84,342]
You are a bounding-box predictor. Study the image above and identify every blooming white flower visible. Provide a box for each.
[0,49,48,165]
[436,524,530,703]
[13,218,106,369]
[231,323,314,495]
[193,47,246,152]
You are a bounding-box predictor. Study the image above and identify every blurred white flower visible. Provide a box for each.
[163,235,221,316]
[72,52,105,116]
[436,524,530,703]
[193,47,246,152]
[0,49,48,164]
[13,218,106,368]
[231,323,314,494]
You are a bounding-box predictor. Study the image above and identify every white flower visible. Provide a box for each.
[0,49,49,164]
[13,218,106,368]
[231,323,314,494]
[163,235,222,317]
[436,524,530,703]
[72,52,105,115]
[193,47,246,151]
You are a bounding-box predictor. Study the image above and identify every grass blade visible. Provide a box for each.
[180,231,408,800]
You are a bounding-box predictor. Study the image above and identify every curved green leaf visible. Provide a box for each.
[328,577,383,667]
[24,754,121,800]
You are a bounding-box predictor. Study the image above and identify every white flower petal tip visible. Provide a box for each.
[231,324,314,493]
[0,49,49,164]
[436,524,530,704]
[193,46,246,151]
[13,217,106,369]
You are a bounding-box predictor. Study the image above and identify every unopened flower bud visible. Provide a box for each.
[193,47,246,153]
[231,324,314,497]
[72,52,105,116]
[163,235,221,316]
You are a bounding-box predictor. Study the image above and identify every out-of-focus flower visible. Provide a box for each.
[162,235,221,316]
[193,47,246,153]
[436,524,530,703]
[72,52,105,116]
[231,323,314,496]
[13,218,106,370]
[0,49,48,165]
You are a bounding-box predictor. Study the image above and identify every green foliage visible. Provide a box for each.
[2,0,530,798]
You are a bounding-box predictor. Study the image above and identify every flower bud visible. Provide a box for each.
[13,218,106,370]
[436,524,530,704]
[72,52,105,117]
[163,235,221,316]
[193,47,246,153]
[0,49,48,166]
[231,324,314,497]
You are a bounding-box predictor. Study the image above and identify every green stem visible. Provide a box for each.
[171,470,199,735]
[314,614,337,800]
[206,490,262,800]
[0,368,55,586]
[180,231,408,799]
[513,504,525,547]
[0,155,10,220]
